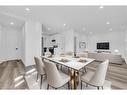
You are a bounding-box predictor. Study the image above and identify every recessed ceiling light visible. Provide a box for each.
[106,21,110,25]
[10,22,14,25]
[99,5,104,9]
[64,24,66,26]
[48,28,51,30]
[114,49,119,53]
[25,8,30,11]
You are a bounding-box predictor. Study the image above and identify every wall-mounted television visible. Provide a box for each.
[97,42,109,50]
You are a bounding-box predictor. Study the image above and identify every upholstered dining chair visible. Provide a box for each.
[80,60,109,90]
[77,52,89,73]
[45,50,52,57]
[34,56,46,89]
[62,51,74,73]
[44,59,70,89]
[56,53,66,70]
[59,52,66,57]
[65,51,74,57]
[78,52,88,58]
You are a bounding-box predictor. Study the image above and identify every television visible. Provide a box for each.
[97,42,109,50]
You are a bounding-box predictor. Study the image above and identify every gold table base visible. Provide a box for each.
[69,69,79,89]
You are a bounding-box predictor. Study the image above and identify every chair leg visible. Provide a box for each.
[86,83,88,87]
[68,68,70,74]
[68,82,70,89]
[56,64,59,70]
[84,67,87,72]
[47,84,49,89]
[102,86,103,90]
[61,65,62,69]
[36,73,38,82]
[45,75,47,79]
[97,87,99,90]
[81,81,82,89]
[40,75,43,89]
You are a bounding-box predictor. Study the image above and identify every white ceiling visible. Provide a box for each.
[0,6,127,34]
[0,12,25,28]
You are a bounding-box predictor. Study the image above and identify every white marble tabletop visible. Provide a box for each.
[42,56,95,71]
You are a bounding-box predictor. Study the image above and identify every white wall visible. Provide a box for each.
[43,35,50,48]
[87,31,125,57]
[24,20,42,66]
[0,24,2,60]
[124,27,127,63]
[20,26,25,63]
[0,20,42,66]
[0,24,2,51]
[64,29,74,53]
[74,32,87,53]
[0,25,23,61]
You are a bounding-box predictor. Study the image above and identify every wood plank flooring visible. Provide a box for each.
[86,61,127,89]
[0,59,28,89]
[0,59,127,89]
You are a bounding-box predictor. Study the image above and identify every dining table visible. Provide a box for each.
[42,55,95,89]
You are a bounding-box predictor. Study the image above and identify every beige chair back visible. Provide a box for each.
[44,60,63,87]
[79,52,88,58]
[59,53,66,57]
[89,60,109,86]
[65,52,73,56]
[45,51,52,57]
[34,56,45,75]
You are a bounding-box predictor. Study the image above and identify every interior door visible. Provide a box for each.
[0,27,21,60]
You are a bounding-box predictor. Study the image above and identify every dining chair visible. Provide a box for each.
[78,52,88,58]
[80,60,109,90]
[56,52,70,73]
[77,52,88,73]
[78,52,88,67]
[65,51,74,57]
[59,52,66,57]
[34,56,46,89]
[63,51,74,73]
[56,53,66,70]
[45,51,52,57]
[44,59,70,89]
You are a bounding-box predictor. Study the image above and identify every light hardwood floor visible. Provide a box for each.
[86,61,127,89]
[0,59,127,89]
[0,59,29,89]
